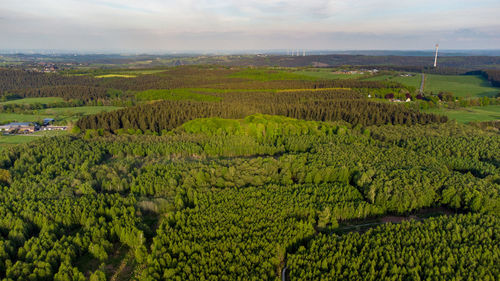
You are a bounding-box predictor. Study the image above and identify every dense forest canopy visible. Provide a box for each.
[0,117,498,280]
[0,62,498,280]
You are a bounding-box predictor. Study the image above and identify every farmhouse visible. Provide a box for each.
[0,122,40,133]
[41,125,68,131]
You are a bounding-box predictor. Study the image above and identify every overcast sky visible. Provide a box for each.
[1,0,499,52]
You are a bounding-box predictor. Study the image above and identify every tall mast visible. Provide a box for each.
[433,44,439,67]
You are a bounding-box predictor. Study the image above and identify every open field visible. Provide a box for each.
[0,97,65,105]
[95,74,137,78]
[364,73,499,97]
[135,89,221,102]
[39,106,123,120]
[0,130,69,149]
[0,106,122,124]
[228,69,315,81]
[295,69,368,80]
[424,74,499,98]
[363,73,422,90]
[0,112,52,124]
[423,105,500,123]
[65,68,168,77]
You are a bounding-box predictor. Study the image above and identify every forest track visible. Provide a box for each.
[281,207,455,281]
[420,73,425,93]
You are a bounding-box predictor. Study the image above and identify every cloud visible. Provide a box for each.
[0,0,499,50]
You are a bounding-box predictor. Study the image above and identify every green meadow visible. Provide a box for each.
[363,73,422,90]
[135,89,222,102]
[0,130,69,149]
[0,97,65,105]
[295,69,368,80]
[38,106,123,120]
[424,105,500,123]
[0,113,52,124]
[228,69,314,81]
[95,74,137,78]
[424,74,499,98]
[0,106,122,124]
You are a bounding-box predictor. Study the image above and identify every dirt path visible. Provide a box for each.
[280,206,456,281]
[420,73,425,93]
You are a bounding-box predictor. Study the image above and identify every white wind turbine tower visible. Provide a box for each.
[433,44,439,67]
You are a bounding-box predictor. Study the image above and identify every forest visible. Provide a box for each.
[0,64,498,280]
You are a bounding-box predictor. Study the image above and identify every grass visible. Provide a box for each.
[39,106,122,115]
[0,113,52,124]
[65,68,168,77]
[95,74,137,78]
[135,89,221,102]
[295,70,368,80]
[424,74,499,98]
[423,105,500,123]
[363,73,500,98]
[0,106,122,124]
[0,130,69,150]
[228,69,314,81]
[363,73,422,90]
[0,97,65,105]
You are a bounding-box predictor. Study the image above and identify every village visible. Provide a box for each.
[0,118,68,134]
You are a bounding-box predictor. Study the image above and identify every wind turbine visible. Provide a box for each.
[433,44,439,67]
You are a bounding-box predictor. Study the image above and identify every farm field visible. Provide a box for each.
[424,105,500,123]
[95,74,137,78]
[363,73,422,90]
[0,112,52,123]
[135,89,221,102]
[295,69,368,80]
[65,68,168,77]
[0,106,122,124]
[228,68,315,81]
[0,130,69,149]
[39,106,122,116]
[0,97,65,105]
[424,74,499,98]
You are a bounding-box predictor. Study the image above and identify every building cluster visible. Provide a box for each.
[333,69,379,75]
[0,119,67,134]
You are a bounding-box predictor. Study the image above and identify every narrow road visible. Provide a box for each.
[279,207,454,281]
[281,266,287,281]
[420,73,425,93]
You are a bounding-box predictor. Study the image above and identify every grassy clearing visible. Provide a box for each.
[276,87,349,92]
[0,97,65,105]
[39,106,123,121]
[295,70,367,80]
[0,130,69,150]
[135,89,221,102]
[228,69,314,81]
[423,105,500,123]
[363,74,422,90]
[0,113,52,124]
[66,68,168,77]
[95,74,137,78]
[0,106,122,124]
[424,74,499,98]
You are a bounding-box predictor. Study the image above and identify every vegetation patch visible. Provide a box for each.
[0,97,65,105]
[363,73,422,91]
[181,114,343,137]
[228,69,314,81]
[95,74,137,78]
[424,105,500,123]
[135,89,222,102]
[424,74,499,98]
[295,70,367,80]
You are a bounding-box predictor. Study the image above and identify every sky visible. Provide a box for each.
[1,0,499,52]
